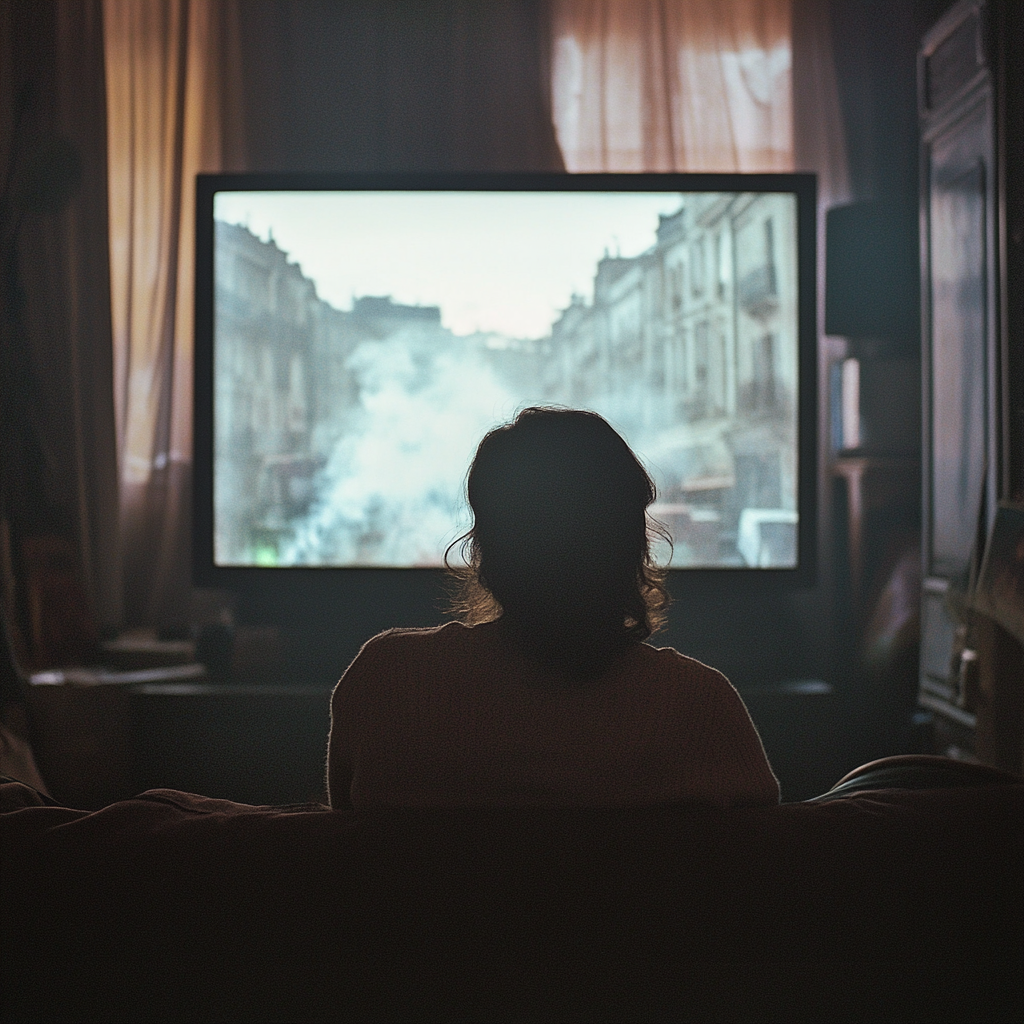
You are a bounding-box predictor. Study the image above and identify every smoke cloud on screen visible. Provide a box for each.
[281,330,522,566]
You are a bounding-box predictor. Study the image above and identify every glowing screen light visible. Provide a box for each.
[213,190,798,569]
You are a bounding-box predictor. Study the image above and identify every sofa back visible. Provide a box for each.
[2,780,1022,1022]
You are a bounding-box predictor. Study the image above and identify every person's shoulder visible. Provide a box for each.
[336,623,469,695]
[359,621,472,656]
[632,644,756,724]
[635,642,734,690]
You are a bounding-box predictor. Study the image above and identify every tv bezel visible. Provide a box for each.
[193,171,818,607]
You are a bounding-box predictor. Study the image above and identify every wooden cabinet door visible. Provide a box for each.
[918,0,997,723]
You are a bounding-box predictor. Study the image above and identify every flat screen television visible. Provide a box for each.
[193,173,816,668]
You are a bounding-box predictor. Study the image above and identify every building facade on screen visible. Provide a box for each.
[213,192,798,569]
[541,192,799,567]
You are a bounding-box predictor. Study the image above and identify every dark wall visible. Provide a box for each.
[831,0,955,206]
[825,0,954,360]
[237,0,564,174]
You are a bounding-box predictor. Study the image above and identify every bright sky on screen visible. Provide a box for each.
[214,191,683,339]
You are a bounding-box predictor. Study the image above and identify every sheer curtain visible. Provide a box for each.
[103,0,242,627]
[552,0,792,172]
[550,0,848,198]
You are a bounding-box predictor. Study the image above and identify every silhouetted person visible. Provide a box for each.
[328,407,778,808]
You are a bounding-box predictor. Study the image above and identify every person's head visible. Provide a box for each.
[447,407,670,676]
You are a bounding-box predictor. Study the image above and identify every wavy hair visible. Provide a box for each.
[446,408,671,676]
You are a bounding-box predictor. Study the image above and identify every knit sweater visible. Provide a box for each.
[328,620,780,809]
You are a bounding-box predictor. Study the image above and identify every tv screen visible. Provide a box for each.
[195,173,815,581]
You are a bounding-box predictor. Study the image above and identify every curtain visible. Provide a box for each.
[103,0,242,628]
[550,0,848,199]
[1,0,121,652]
[552,0,793,173]
[790,0,849,203]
